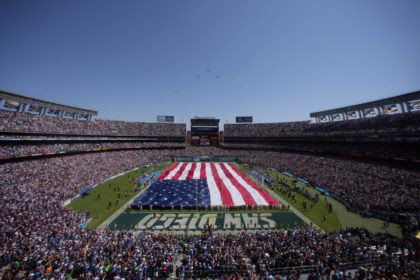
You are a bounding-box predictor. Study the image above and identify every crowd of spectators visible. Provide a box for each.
[303,113,420,135]
[1,150,418,279]
[178,228,418,279]
[1,109,419,278]
[0,135,178,140]
[0,150,176,278]
[224,121,310,137]
[0,110,186,137]
[0,142,185,158]
[104,145,419,213]
[222,142,419,161]
[138,144,417,213]
[224,112,420,137]
[1,142,418,213]
[2,108,420,139]
[223,149,419,213]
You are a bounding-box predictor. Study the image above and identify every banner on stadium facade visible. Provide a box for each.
[1,99,21,111]
[407,100,420,112]
[363,107,378,118]
[332,113,343,121]
[63,111,75,119]
[319,115,329,123]
[26,104,42,115]
[346,111,359,120]
[297,178,309,184]
[382,104,401,115]
[45,108,60,117]
[77,114,89,120]
[364,108,375,118]
[282,171,293,177]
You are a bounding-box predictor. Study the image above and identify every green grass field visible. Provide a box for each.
[67,162,402,237]
[267,169,401,237]
[267,170,341,231]
[67,163,170,228]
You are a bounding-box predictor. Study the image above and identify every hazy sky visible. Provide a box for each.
[0,0,419,124]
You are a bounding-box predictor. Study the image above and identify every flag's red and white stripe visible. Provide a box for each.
[159,162,278,206]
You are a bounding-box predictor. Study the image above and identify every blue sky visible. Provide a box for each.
[0,0,419,124]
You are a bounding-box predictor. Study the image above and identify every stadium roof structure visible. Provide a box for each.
[310,90,420,117]
[0,89,98,116]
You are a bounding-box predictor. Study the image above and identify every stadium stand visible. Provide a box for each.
[0,141,184,158]
[0,110,186,136]
[0,152,417,279]
[1,99,419,279]
[222,113,420,215]
[224,113,420,161]
[0,110,186,162]
[224,112,420,137]
[223,149,419,213]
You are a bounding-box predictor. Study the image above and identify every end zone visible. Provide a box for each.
[108,211,306,233]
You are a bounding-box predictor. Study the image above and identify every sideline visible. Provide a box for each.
[98,184,150,229]
[62,166,146,207]
[267,190,322,231]
[235,163,322,231]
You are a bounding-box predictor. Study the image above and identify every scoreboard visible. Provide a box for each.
[236,116,253,123]
[157,115,174,123]
[191,117,220,146]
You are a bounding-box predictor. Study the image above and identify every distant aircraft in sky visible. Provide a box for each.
[194,69,221,79]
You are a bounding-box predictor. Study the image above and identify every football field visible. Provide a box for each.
[67,162,402,237]
[109,211,305,233]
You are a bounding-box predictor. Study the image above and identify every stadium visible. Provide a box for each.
[0,89,419,279]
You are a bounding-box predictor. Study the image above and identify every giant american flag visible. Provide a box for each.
[132,162,279,207]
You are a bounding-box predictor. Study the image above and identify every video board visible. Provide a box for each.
[157,115,174,123]
[236,116,253,123]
